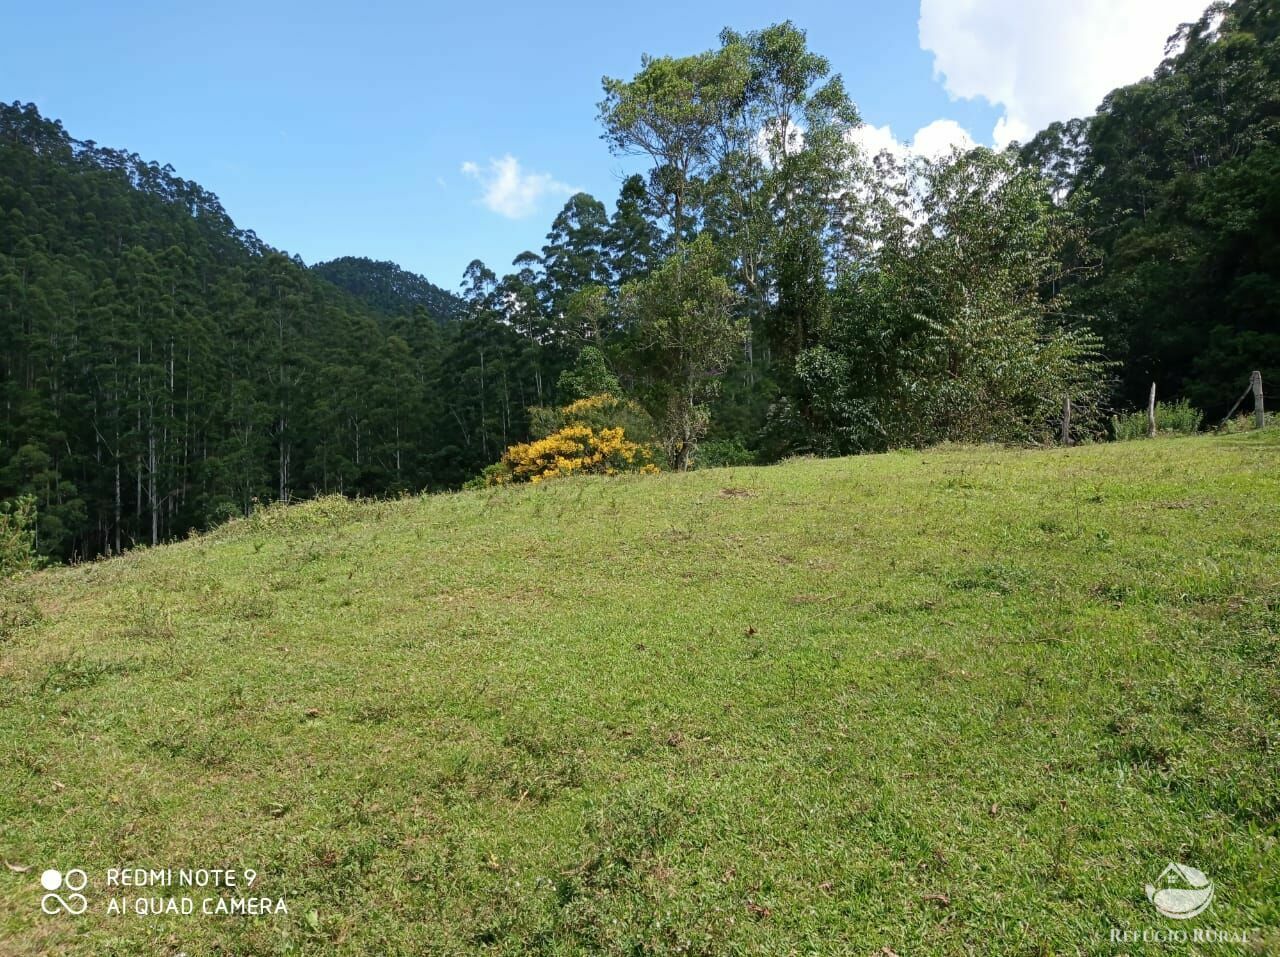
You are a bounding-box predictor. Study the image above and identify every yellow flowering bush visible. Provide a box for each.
[487,424,660,485]
[528,392,658,445]
[475,392,662,486]
[561,394,621,418]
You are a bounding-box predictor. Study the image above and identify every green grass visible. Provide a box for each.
[2,432,1278,955]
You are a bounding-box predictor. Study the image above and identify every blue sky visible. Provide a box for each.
[3,0,1203,290]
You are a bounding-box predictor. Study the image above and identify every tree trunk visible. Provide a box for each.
[149,419,158,546]
[113,425,122,555]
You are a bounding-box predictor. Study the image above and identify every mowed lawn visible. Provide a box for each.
[1,432,1278,956]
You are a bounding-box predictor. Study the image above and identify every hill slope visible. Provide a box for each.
[1,434,1278,954]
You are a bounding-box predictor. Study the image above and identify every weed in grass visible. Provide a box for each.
[0,594,41,643]
[36,653,127,695]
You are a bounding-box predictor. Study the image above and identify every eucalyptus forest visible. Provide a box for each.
[2,0,1276,562]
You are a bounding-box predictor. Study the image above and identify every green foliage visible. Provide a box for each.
[556,345,620,402]
[0,495,43,577]
[541,195,611,320]
[796,148,1109,452]
[0,101,566,558]
[1020,0,1280,417]
[599,45,752,238]
[608,174,663,284]
[310,256,464,320]
[690,437,756,468]
[601,22,860,464]
[1112,399,1206,440]
[1220,412,1262,434]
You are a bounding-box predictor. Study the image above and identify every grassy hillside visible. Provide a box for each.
[1,433,1277,955]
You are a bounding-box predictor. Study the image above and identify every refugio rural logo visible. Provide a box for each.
[1110,863,1261,947]
[1145,862,1215,920]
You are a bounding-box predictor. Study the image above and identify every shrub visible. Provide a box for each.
[692,438,757,469]
[487,425,660,485]
[1219,413,1259,434]
[528,393,658,444]
[0,496,44,578]
[1112,399,1204,440]
[484,393,663,486]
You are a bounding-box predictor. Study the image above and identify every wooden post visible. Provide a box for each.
[1060,396,1072,445]
[1221,377,1258,428]
[1251,370,1266,429]
[1147,382,1157,438]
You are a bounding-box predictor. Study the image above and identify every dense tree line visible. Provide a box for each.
[1020,0,1279,411]
[465,22,1108,460]
[3,0,1275,563]
[465,0,1276,460]
[0,102,565,559]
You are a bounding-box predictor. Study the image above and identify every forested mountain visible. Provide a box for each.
[0,101,562,560]
[311,256,465,321]
[2,0,1276,564]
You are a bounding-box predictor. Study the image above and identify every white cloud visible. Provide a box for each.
[907,119,977,159]
[848,118,976,163]
[919,0,1210,146]
[459,155,574,219]
[848,122,908,163]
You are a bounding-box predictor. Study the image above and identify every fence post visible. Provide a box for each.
[1060,396,1072,445]
[1147,382,1157,438]
[1252,370,1266,429]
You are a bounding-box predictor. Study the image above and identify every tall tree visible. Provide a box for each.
[541,193,611,322]
[622,235,746,469]
[606,175,663,287]
[599,47,751,239]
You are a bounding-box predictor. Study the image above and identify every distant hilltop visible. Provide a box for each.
[311,256,466,323]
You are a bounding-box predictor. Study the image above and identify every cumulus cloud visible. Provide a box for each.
[906,119,977,159]
[919,0,1209,147]
[848,122,906,163]
[460,155,575,219]
[848,118,976,162]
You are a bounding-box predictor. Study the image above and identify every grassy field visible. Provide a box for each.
[1,432,1278,955]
